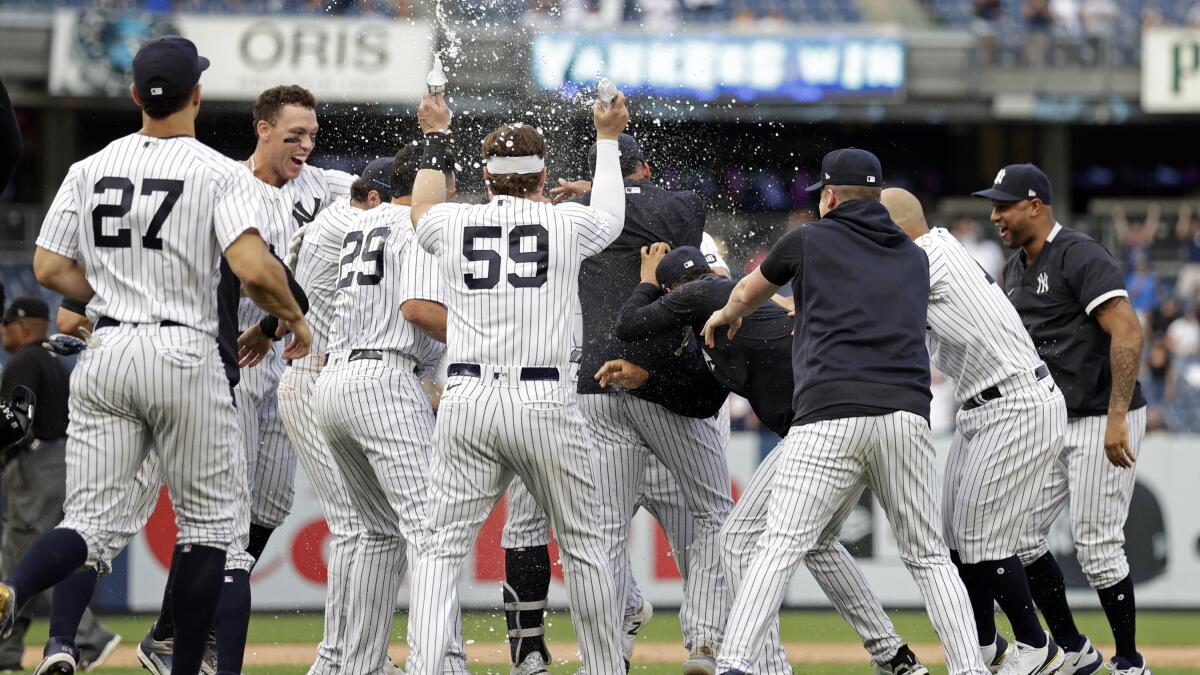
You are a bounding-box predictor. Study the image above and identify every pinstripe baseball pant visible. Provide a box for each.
[579,392,733,653]
[720,446,907,673]
[1016,406,1147,589]
[716,412,988,675]
[278,359,365,675]
[312,353,469,675]
[236,346,296,528]
[946,374,1066,564]
[59,325,239,567]
[407,367,623,675]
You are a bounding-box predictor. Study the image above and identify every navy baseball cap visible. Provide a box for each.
[132,36,209,100]
[805,148,883,192]
[656,246,711,288]
[360,157,395,202]
[972,163,1054,205]
[588,133,646,174]
[2,296,49,324]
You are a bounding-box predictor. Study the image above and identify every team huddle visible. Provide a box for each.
[0,33,1153,675]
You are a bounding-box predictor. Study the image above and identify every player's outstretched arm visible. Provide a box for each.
[411,92,453,227]
[587,92,630,245]
[701,267,779,347]
[1094,296,1144,468]
[33,248,93,305]
[225,231,311,359]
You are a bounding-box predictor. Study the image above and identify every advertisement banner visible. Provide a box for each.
[49,10,431,104]
[531,31,906,104]
[1141,27,1200,113]
[126,433,1197,611]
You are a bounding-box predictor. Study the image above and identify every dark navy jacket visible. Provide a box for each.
[575,179,726,418]
[758,199,932,427]
[615,275,795,436]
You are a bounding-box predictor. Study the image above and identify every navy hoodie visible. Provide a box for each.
[758,199,931,427]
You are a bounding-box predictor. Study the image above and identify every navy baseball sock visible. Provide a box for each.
[152,548,182,641]
[5,528,88,615]
[1025,552,1084,652]
[503,546,551,663]
[215,569,252,674]
[1096,575,1138,662]
[170,544,226,675]
[951,550,996,645]
[246,524,275,563]
[978,556,1047,648]
[49,568,99,642]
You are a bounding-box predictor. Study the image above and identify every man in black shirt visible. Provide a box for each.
[703,148,985,675]
[976,163,1149,675]
[615,245,931,675]
[0,298,118,671]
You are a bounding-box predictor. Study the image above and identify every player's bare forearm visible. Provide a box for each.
[226,233,304,323]
[33,248,94,304]
[411,168,447,226]
[411,93,452,226]
[728,268,779,320]
[402,299,447,343]
[1095,296,1143,415]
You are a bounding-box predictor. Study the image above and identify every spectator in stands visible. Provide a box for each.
[1080,0,1120,63]
[1126,252,1157,327]
[1142,340,1175,405]
[1051,0,1082,38]
[1149,296,1183,341]
[1166,301,1199,360]
[1188,3,1200,28]
[974,0,1003,63]
[951,216,1005,281]
[1022,0,1055,64]
[1176,204,1200,300]
[1113,203,1160,269]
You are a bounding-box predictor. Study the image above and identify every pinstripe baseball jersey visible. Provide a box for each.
[292,197,362,356]
[916,227,1042,404]
[238,163,355,330]
[416,196,619,367]
[328,202,445,366]
[37,133,259,337]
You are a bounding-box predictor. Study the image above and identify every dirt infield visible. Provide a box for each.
[34,642,1200,668]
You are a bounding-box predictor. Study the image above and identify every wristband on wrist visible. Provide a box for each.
[420,133,453,172]
[259,316,283,341]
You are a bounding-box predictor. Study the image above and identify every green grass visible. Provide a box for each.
[26,609,1200,647]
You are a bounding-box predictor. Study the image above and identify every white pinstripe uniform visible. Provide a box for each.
[35,133,256,568]
[311,202,468,675]
[499,232,732,651]
[407,180,626,674]
[915,228,1066,564]
[237,164,354,530]
[277,197,367,675]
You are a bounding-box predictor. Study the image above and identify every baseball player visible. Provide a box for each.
[0,36,311,675]
[403,91,629,675]
[612,244,930,675]
[975,164,1149,675]
[883,187,1068,675]
[310,142,468,675]
[273,154,394,675]
[702,149,987,675]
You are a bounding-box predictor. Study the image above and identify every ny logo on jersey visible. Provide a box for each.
[994,168,1007,185]
[293,198,323,228]
[1036,271,1049,294]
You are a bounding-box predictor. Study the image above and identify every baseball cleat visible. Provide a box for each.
[35,637,80,675]
[1059,636,1103,675]
[621,599,654,662]
[511,651,549,675]
[80,633,121,672]
[683,644,717,675]
[997,638,1064,675]
[382,656,405,674]
[0,584,16,639]
[1108,655,1150,675]
[982,634,1014,674]
[877,644,931,675]
[137,630,174,675]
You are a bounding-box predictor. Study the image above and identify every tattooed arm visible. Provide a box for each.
[1094,296,1144,468]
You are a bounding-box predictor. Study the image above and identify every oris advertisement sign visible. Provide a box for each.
[49,10,431,103]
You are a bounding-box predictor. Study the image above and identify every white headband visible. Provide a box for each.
[485,155,545,175]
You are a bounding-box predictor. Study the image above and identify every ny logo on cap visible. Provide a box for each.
[994,168,1007,185]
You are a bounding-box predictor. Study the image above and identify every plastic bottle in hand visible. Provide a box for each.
[427,54,448,94]
[597,77,619,110]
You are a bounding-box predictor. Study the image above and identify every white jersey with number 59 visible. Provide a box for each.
[36,133,260,337]
[416,196,618,368]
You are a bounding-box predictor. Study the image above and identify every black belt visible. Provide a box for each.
[962,365,1051,411]
[447,362,559,382]
[96,317,186,330]
[348,349,421,375]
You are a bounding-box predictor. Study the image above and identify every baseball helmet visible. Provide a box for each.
[0,386,36,453]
